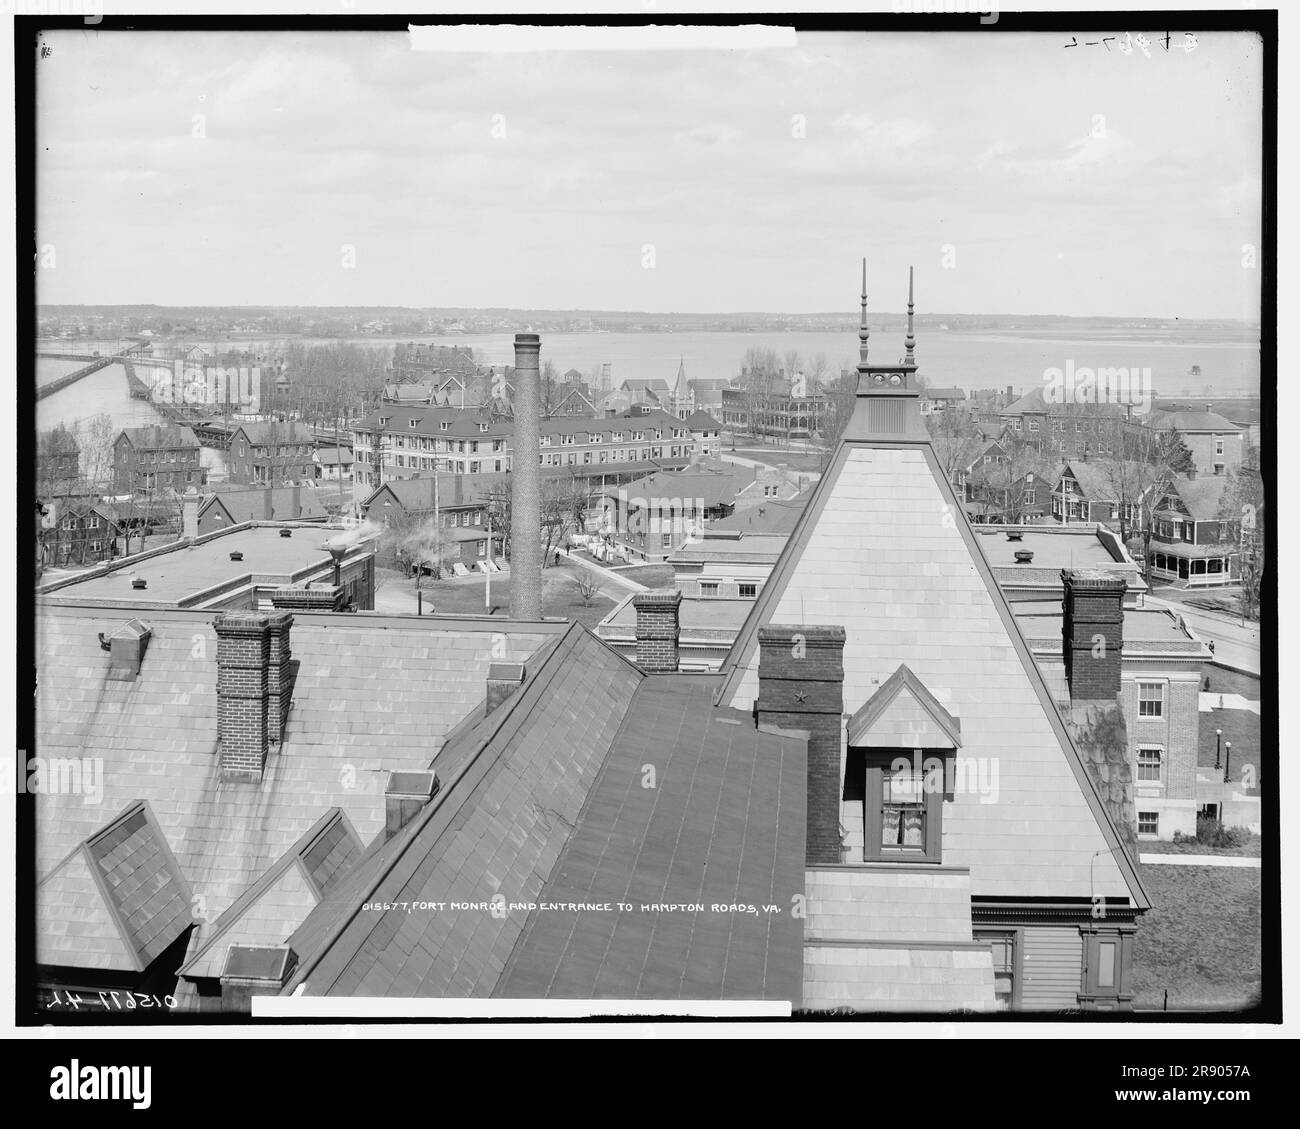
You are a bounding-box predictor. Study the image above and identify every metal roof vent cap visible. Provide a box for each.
[132,578,147,590]
[230,550,244,562]
[280,528,292,538]
[1005,531,1024,542]
[1014,550,1034,564]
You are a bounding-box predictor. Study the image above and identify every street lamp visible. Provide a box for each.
[1223,741,1232,784]
[1215,728,1222,770]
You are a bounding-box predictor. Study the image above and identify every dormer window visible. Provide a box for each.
[409,419,418,428]
[440,421,450,431]
[479,423,489,432]
[844,665,961,865]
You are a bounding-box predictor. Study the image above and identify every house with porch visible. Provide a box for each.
[1146,474,1239,587]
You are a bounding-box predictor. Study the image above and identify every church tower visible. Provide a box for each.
[670,355,694,420]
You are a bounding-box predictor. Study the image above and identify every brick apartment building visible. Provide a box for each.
[112,424,205,493]
[1142,407,1243,478]
[227,421,317,486]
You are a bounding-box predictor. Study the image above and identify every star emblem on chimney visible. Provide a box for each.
[795,688,807,703]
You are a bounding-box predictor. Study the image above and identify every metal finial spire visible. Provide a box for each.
[904,265,916,366]
[858,258,870,365]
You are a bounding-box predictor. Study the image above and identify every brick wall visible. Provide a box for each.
[270,584,346,612]
[214,613,275,783]
[1061,570,1125,702]
[757,625,845,865]
[266,612,294,744]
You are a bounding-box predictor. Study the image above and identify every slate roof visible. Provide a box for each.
[283,625,646,997]
[684,410,722,430]
[178,809,362,979]
[848,664,962,750]
[316,448,354,466]
[498,675,806,1001]
[1000,386,1126,418]
[199,486,329,525]
[283,628,809,1002]
[716,381,1148,908]
[1158,474,1231,521]
[1059,460,1156,502]
[233,421,316,446]
[38,801,193,972]
[1144,408,1241,433]
[117,425,200,450]
[362,473,508,518]
[611,464,757,509]
[708,496,808,536]
[34,603,563,970]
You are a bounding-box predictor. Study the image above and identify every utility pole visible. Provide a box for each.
[485,505,492,611]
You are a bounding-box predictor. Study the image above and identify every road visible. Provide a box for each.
[1143,594,1261,676]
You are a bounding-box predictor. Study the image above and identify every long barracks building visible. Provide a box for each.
[350,403,708,502]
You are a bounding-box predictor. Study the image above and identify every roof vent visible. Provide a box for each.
[385,770,440,840]
[1014,550,1034,564]
[1005,531,1024,542]
[132,578,147,590]
[230,551,244,562]
[105,618,152,681]
[280,528,292,538]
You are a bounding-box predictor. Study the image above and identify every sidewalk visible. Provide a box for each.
[565,551,647,594]
[1139,854,1260,868]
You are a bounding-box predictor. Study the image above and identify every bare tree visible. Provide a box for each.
[382,509,448,584]
[487,473,587,569]
[1214,452,1265,622]
[973,433,1056,524]
[570,570,602,607]
[926,404,985,483]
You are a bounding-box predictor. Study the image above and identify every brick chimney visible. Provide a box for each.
[486,662,525,712]
[756,624,846,865]
[633,589,682,672]
[270,583,346,612]
[266,612,294,742]
[214,611,294,783]
[510,333,543,620]
[1061,569,1125,702]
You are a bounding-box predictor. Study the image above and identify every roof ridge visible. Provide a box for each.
[281,622,612,994]
[176,807,349,976]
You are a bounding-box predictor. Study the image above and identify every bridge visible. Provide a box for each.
[35,341,153,401]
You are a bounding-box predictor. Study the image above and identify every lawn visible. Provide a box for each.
[373,562,617,628]
[612,564,675,588]
[1131,863,1262,1012]
[1198,704,1262,793]
[1202,667,1260,700]
[727,448,827,473]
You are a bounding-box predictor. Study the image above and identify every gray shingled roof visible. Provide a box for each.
[283,629,809,1002]
[498,675,806,1001]
[35,604,562,962]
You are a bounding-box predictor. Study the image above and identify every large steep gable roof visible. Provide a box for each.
[716,366,1147,910]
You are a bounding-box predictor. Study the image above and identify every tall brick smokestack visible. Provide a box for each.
[511,333,543,620]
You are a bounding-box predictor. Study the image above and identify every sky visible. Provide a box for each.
[34,28,1265,318]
